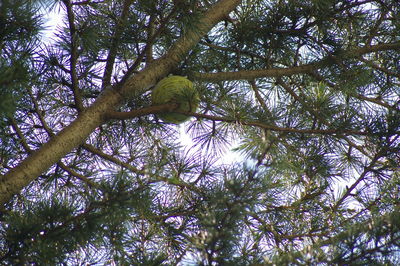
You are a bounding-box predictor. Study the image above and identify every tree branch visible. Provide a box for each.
[353,41,400,56]
[105,103,178,120]
[360,56,400,79]
[277,78,372,159]
[309,64,397,111]
[0,0,242,206]
[119,0,242,96]
[191,63,316,82]
[81,143,144,175]
[190,42,400,82]
[57,161,99,188]
[28,88,55,137]
[119,6,178,82]
[10,118,32,154]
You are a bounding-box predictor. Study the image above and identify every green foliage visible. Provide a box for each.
[2,198,82,264]
[1,0,400,265]
[0,0,42,174]
[0,0,41,122]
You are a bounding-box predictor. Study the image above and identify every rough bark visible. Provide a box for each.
[0,0,242,207]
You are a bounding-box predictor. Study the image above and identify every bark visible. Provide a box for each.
[191,63,316,81]
[0,0,242,207]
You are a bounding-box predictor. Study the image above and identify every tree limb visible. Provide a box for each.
[62,0,84,111]
[191,63,316,82]
[81,143,144,175]
[190,42,400,82]
[105,103,178,120]
[57,161,99,188]
[185,111,371,136]
[101,0,133,88]
[0,0,242,207]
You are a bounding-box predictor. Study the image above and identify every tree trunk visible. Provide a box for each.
[0,0,242,207]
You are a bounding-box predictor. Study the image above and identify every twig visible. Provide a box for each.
[101,0,133,88]
[105,103,178,120]
[57,161,100,188]
[190,42,400,82]
[62,0,84,111]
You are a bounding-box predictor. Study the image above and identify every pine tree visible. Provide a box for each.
[1,0,400,264]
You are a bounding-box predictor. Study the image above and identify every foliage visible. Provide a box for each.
[0,0,400,264]
[0,0,41,122]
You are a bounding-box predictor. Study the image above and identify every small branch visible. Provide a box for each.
[57,161,99,188]
[148,176,203,194]
[81,143,144,174]
[105,103,178,120]
[28,88,55,137]
[354,93,394,110]
[360,57,400,79]
[72,0,105,5]
[10,118,32,154]
[365,8,388,45]
[277,79,372,158]
[190,42,400,82]
[101,0,133,88]
[118,5,178,85]
[81,143,202,194]
[199,40,267,61]
[332,146,389,212]
[184,111,371,136]
[62,0,84,111]
[309,71,396,110]
[249,80,271,115]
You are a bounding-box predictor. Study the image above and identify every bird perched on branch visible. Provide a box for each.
[151,75,200,124]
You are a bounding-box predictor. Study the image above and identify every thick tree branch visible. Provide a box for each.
[0,0,242,207]
[352,41,400,56]
[119,0,242,96]
[191,42,400,82]
[191,63,316,82]
[101,0,133,88]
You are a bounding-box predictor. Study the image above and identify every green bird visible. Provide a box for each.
[151,75,200,124]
